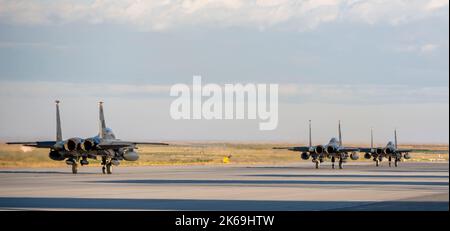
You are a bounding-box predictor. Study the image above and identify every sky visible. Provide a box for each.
[0,0,448,144]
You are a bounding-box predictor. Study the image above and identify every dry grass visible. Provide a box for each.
[0,142,447,168]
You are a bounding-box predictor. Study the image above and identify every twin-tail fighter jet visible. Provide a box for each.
[274,120,360,169]
[360,128,412,167]
[8,101,168,174]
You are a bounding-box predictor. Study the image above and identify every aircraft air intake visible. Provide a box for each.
[81,139,96,151]
[384,147,394,154]
[64,138,81,152]
[315,145,324,154]
[326,145,336,154]
[376,148,383,155]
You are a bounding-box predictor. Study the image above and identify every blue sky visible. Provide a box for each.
[0,0,448,143]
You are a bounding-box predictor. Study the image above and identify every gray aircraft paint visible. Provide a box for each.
[7,101,168,174]
[360,129,413,167]
[274,120,360,169]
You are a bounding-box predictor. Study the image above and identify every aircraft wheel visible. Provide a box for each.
[339,159,343,169]
[72,164,78,174]
[102,166,106,174]
[331,157,335,169]
[395,159,399,167]
[315,160,319,169]
[106,163,113,174]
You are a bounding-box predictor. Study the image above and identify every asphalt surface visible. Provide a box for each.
[0,162,448,211]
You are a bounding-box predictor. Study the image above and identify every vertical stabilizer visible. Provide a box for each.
[370,128,374,149]
[55,100,62,142]
[308,120,312,147]
[338,120,343,146]
[99,101,106,138]
[394,129,398,149]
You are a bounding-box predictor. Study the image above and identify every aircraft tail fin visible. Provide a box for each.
[338,120,343,146]
[99,101,106,138]
[308,120,312,147]
[394,129,398,149]
[55,100,62,142]
[370,128,374,149]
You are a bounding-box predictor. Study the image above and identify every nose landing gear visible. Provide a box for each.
[313,159,320,169]
[71,163,78,174]
[331,156,335,169]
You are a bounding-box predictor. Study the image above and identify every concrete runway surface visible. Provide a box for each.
[0,162,448,211]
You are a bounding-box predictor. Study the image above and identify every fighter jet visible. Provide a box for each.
[360,129,412,167]
[274,120,360,169]
[7,101,168,174]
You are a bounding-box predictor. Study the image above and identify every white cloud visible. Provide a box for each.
[0,41,69,50]
[426,0,450,11]
[279,83,449,104]
[345,0,448,25]
[0,0,447,31]
[395,42,442,54]
[420,43,439,53]
[0,81,447,105]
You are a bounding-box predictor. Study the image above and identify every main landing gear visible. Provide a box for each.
[66,157,79,174]
[332,154,344,169]
[101,157,113,174]
[388,156,401,167]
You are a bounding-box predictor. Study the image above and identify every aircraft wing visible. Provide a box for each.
[396,149,413,153]
[97,140,169,149]
[273,146,310,152]
[359,148,374,153]
[339,147,360,152]
[7,141,56,148]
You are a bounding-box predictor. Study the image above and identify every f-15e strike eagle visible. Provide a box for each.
[8,101,168,174]
[360,128,412,167]
[274,120,360,169]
